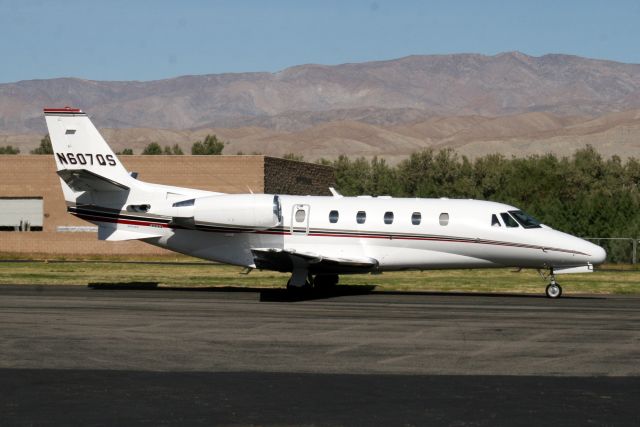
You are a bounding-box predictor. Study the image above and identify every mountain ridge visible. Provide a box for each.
[3,51,640,134]
[4,109,640,161]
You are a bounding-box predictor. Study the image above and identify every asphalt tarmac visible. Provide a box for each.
[1,285,639,426]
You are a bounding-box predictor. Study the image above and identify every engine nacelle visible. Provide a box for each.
[174,194,282,230]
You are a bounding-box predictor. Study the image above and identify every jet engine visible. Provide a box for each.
[171,194,282,230]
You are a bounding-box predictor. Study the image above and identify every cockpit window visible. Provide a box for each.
[509,210,542,229]
[491,214,501,227]
[500,212,519,228]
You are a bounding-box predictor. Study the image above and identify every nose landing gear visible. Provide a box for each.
[540,268,563,298]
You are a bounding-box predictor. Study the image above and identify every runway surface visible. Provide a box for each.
[1,285,639,426]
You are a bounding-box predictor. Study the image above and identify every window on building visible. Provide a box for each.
[411,212,421,225]
[356,211,366,224]
[384,211,394,225]
[329,210,339,223]
[439,212,449,226]
[0,197,44,231]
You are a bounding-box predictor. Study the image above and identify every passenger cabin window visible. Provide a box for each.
[384,211,394,225]
[329,210,339,223]
[439,213,449,226]
[295,209,306,223]
[356,211,366,224]
[491,214,501,227]
[500,212,519,228]
[411,212,421,225]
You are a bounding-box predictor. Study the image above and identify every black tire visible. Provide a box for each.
[314,274,339,289]
[545,283,562,298]
[286,276,313,291]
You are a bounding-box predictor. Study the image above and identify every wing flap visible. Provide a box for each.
[98,225,163,241]
[251,248,379,274]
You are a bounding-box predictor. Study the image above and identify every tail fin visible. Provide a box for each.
[44,107,135,202]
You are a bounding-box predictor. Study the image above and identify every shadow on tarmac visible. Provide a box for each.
[86,281,603,301]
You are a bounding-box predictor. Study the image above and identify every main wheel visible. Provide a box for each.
[545,283,562,298]
[287,274,314,291]
[314,274,339,289]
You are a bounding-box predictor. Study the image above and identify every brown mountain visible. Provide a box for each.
[3,52,640,135]
[5,109,640,162]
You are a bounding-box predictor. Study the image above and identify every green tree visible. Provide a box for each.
[117,148,134,155]
[31,134,53,154]
[191,135,224,155]
[321,147,640,262]
[283,153,304,161]
[142,142,162,155]
[0,145,20,154]
[163,144,184,155]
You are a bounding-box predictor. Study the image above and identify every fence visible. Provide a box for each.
[584,238,638,264]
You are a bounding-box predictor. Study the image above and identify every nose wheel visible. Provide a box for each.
[545,283,562,298]
[539,268,563,298]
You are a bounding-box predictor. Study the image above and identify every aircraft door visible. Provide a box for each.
[290,204,310,235]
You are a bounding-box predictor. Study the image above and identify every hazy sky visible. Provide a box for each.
[1,0,639,83]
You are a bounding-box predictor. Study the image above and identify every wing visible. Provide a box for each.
[251,248,379,274]
[98,225,164,241]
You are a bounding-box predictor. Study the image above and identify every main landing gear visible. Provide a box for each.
[286,273,339,292]
[540,268,562,298]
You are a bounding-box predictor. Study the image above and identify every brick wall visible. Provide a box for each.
[264,157,334,196]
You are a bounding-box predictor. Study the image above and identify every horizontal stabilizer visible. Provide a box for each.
[58,169,130,192]
[98,226,163,241]
[252,248,379,274]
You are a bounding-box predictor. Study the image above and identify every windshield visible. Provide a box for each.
[509,210,542,229]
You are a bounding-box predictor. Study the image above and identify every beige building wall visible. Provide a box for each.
[0,155,333,256]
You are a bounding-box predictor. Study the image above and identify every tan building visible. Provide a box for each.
[0,155,334,256]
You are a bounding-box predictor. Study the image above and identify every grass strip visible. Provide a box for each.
[0,261,638,295]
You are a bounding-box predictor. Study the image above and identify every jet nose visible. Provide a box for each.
[589,242,607,265]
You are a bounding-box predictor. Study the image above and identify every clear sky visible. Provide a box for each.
[1,0,639,83]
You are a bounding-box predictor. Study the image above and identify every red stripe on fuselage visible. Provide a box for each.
[72,212,168,228]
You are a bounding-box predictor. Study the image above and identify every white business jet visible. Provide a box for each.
[44,107,606,298]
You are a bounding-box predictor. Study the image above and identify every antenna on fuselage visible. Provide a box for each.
[329,187,343,198]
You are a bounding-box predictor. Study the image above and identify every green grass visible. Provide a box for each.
[0,260,638,295]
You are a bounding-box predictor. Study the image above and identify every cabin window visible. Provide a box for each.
[509,210,542,229]
[295,209,306,223]
[329,210,339,223]
[411,212,421,225]
[356,211,366,224]
[491,214,501,227]
[439,213,449,226]
[500,212,519,228]
[172,198,195,207]
[384,211,394,225]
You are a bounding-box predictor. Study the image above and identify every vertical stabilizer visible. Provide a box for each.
[44,107,135,202]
